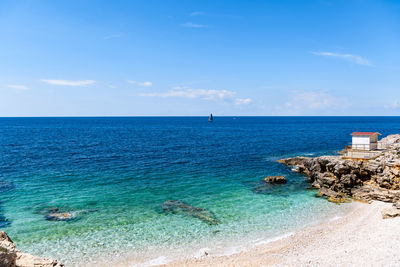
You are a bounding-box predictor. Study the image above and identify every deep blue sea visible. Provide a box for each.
[1,117,399,266]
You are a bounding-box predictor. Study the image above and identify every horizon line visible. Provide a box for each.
[1,115,400,118]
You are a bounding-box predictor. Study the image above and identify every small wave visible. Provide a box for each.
[291,166,299,172]
[254,232,294,246]
[138,256,170,267]
[329,216,342,222]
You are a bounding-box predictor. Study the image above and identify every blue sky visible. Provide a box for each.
[1,0,400,116]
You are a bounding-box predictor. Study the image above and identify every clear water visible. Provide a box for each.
[1,117,399,266]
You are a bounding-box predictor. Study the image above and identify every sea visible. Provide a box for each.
[1,116,399,266]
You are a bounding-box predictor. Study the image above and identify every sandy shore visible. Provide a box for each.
[162,201,400,267]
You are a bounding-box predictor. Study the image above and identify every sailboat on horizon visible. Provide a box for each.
[208,113,213,122]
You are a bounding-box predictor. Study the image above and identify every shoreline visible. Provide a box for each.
[86,198,352,267]
[161,201,400,266]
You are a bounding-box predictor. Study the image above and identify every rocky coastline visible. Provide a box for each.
[278,134,400,206]
[0,231,63,267]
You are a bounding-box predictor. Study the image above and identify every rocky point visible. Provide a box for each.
[0,231,64,267]
[278,134,400,203]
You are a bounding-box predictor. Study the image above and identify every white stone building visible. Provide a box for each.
[351,132,381,151]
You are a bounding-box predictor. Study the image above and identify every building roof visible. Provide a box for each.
[351,132,381,136]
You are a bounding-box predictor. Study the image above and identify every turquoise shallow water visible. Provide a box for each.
[1,117,399,265]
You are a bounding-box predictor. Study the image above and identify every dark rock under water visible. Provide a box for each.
[0,180,14,193]
[0,201,11,228]
[252,182,272,194]
[38,207,76,221]
[162,200,219,225]
[35,207,97,222]
[251,178,288,194]
[0,214,11,228]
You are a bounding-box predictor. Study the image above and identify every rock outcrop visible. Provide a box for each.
[264,175,287,184]
[0,231,64,267]
[162,200,219,225]
[381,208,400,219]
[279,134,400,203]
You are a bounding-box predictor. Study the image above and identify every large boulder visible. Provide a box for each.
[0,231,64,267]
[382,208,400,219]
[0,231,17,267]
[264,175,287,184]
[0,246,17,267]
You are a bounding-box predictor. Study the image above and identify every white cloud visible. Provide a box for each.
[41,79,95,86]
[311,51,373,66]
[182,22,207,28]
[141,87,236,100]
[7,84,29,90]
[190,11,205,16]
[283,90,348,111]
[141,86,252,106]
[127,80,153,87]
[235,98,252,105]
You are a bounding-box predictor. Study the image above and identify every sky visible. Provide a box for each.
[1,0,400,116]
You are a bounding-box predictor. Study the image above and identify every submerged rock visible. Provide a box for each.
[252,176,287,194]
[0,231,64,267]
[252,183,271,194]
[36,207,97,222]
[162,200,219,225]
[264,175,287,184]
[0,214,11,228]
[45,211,74,221]
[37,207,76,221]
